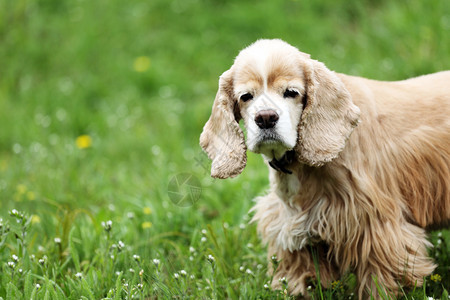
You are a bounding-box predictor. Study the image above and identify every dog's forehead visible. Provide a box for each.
[236,39,300,60]
[233,40,305,88]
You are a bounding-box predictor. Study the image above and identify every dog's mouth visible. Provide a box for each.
[254,131,291,158]
[253,132,296,174]
[257,130,281,143]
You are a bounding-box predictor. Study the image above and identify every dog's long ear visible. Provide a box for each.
[295,59,360,167]
[200,69,247,179]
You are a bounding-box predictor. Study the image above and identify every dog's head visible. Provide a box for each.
[200,39,360,178]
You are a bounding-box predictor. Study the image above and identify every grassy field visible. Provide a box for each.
[0,0,449,298]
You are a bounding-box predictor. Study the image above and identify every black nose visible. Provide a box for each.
[255,109,279,129]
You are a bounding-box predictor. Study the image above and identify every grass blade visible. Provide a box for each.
[69,226,81,273]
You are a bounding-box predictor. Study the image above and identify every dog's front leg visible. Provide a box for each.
[268,242,339,297]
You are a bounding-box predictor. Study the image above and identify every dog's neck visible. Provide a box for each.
[269,150,296,174]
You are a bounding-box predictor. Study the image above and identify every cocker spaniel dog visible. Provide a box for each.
[199,39,450,298]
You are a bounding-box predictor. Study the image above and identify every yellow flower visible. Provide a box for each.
[16,184,27,194]
[430,274,441,282]
[143,207,152,215]
[76,135,92,149]
[133,56,151,72]
[31,215,41,224]
[27,191,35,201]
[142,221,152,229]
[0,160,7,171]
[331,280,343,291]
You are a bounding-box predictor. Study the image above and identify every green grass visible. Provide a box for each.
[0,0,449,298]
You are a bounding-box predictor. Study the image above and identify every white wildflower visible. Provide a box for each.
[279,277,287,284]
[101,220,113,232]
[117,240,125,251]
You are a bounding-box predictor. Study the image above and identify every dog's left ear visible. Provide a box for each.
[200,69,247,179]
[296,59,360,166]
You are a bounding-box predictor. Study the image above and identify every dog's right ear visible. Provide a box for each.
[199,69,247,179]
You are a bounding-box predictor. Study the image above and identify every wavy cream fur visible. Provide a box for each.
[200,39,450,298]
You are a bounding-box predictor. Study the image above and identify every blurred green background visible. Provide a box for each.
[0,0,449,298]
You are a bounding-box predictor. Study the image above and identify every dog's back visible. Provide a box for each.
[339,71,450,229]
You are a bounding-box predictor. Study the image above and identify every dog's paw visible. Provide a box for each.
[271,272,314,297]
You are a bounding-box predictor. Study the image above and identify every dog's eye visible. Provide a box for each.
[240,93,253,102]
[283,89,299,98]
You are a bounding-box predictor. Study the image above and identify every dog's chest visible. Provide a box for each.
[270,169,301,205]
